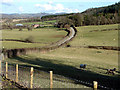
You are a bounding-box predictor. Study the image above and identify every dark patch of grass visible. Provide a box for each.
[24,36,34,43]
[8,56,120,89]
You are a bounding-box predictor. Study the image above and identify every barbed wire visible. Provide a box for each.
[1,62,117,89]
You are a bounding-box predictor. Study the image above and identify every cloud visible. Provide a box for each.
[2,2,12,6]
[48,1,53,4]
[74,9,79,12]
[54,4,64,12]
[2,0,13,6]
[35,4,53,11]
[2,0,13,3]
[35,3,80,13]
[19,6,24,12]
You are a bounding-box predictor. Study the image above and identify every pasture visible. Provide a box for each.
[5,47,118,76]
[2,28,67,49]
[3,24,119,74]
[2,24,119,88]
[3,47,119,88]
[70,24,119,46]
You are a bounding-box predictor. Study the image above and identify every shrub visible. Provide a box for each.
[24,36,34,43]
[27,26,32,31]
[97,51,102,53]
[19,27,23,31]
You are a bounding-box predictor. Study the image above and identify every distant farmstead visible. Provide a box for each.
[33,24,39,28]
[15,24,23,26]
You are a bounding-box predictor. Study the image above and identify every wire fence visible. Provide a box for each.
[1,62,91,89]
[1,61,120,89]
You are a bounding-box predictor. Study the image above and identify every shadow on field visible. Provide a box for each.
[10,56,120,89]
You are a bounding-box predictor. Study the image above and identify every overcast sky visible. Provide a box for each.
[0,0,120,14]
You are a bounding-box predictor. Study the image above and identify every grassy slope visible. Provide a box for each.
[4,47,118,88]
[4,24,119,74]
[2,28,67,49]
[70,24,119,46]
[3,24,119,88]
[2,62,90,88]
[5,47,118,76]
[1,41,47,49]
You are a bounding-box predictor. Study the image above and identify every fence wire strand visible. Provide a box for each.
[1,62,117,89]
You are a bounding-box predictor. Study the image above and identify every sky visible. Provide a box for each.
[0,0,120,14]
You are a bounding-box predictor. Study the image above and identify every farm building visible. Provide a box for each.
[15,24,23,26]
[33,24,44,28]
[33,24,39,28]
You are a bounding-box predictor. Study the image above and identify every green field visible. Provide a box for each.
[2,24,119,49]
[4,47,118,88]
[3,24,119,70]
[2,24,119,70]
[5,47,118,76]
[2,62,90,88]
[2,28,67,49]
[2,24,119,88]
[2,41,47,49]
[70,24,119,46]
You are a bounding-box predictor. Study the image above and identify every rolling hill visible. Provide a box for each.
[82,2,120,15]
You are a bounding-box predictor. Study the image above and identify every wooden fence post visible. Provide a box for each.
[2,53,4,61]
[6,62,8,78]
[30,67,34,89]
[50,71,53,89]
[0,61,1,74]
[93,81,98,90]
[0,60,1,90]
[16,64,18,82]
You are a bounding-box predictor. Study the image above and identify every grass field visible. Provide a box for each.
[70,24,119,46]
[2,24,119,88]
[4,47,119,88]
[2,62,90,88]
[5,47,118,76]
[2,24,119,49]
[2,28,67,49]
[1,41,47,49]
[3,24,119,71]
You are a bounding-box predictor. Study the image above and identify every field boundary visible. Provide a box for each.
[89,28,120,32]
[0,39,49,44]
[71,46,120,51]
[1,62,113,89]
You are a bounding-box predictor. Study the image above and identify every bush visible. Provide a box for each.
[97,51,102,53]
[27,26,32,31]
[8,25,13,30]
[19,27,23,31]
[24,36,34,43]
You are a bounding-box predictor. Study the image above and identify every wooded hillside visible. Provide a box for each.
[41,2,120,27]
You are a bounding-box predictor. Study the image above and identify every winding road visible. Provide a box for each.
[48,27,76,47]
[2,26,77,58]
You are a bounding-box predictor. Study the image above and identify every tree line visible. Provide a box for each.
[56,2,120,27]
[57,11,120,27]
